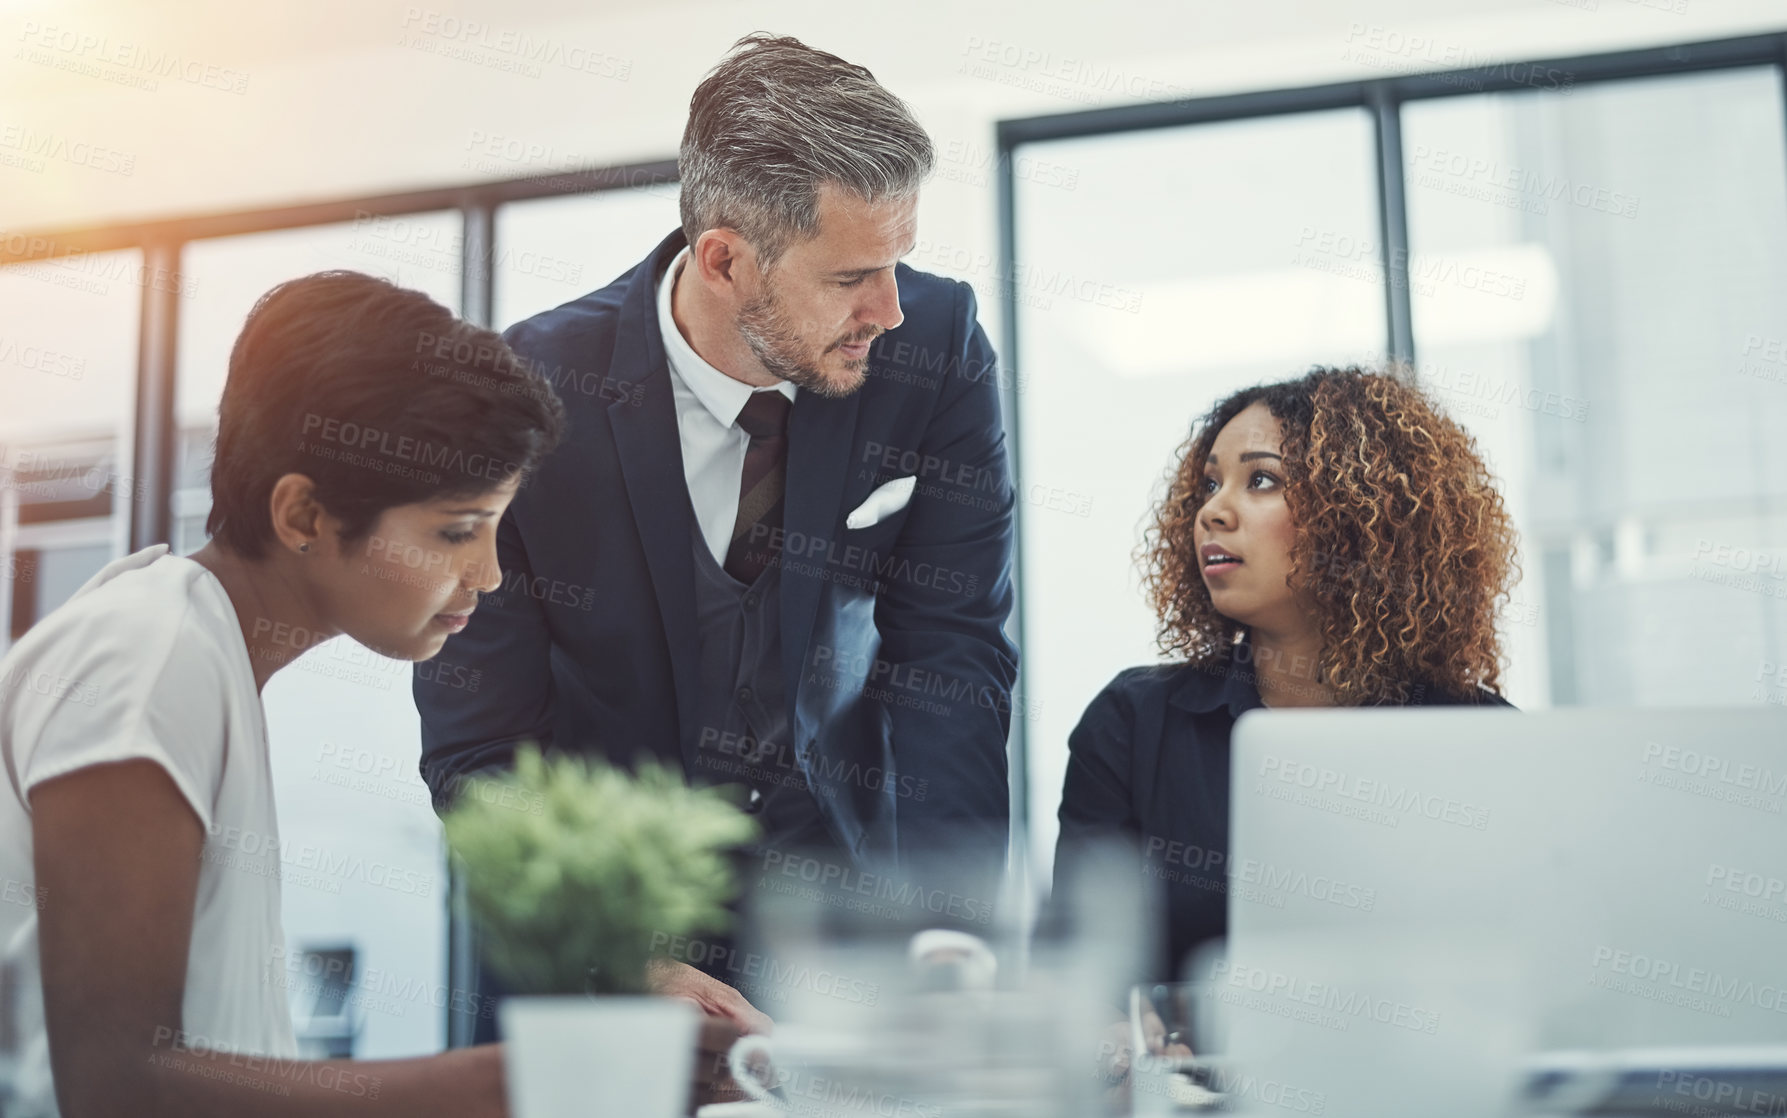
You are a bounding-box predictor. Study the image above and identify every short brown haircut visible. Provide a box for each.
[205,271,565,558]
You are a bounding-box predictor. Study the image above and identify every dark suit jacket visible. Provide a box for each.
[414,229,1019,873]
[1053,649,1514,984]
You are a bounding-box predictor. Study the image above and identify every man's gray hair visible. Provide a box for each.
[679,34,934,271]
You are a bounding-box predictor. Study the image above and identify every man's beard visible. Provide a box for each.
[736,281,876,399]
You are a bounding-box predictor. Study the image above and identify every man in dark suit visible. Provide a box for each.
[414,34,1018,1030]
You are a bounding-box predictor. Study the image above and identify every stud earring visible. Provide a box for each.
[299,544,310,553]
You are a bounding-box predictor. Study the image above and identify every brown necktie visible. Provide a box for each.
[724,391,791,583]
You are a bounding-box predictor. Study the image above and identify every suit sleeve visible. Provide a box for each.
[873,281,1019,871]
[413,483,561,813]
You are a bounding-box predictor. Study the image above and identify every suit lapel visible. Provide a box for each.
[608,233,701,769]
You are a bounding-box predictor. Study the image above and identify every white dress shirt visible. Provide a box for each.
[657,246,799,564]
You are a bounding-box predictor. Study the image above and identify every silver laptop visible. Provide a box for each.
[1214,707,1787,1115]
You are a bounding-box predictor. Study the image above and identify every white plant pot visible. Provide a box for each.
[500,996,699,1118]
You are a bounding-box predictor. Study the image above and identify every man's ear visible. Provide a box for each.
[690,228,750,292]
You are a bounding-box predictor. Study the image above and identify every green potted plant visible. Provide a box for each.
[443,746,758,1118]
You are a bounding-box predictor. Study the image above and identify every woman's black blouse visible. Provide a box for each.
[1052,653,1513,983]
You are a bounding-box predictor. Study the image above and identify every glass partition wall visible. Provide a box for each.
[1002,39,1787,888]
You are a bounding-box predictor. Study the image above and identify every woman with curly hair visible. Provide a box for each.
[1053,365,1519,988]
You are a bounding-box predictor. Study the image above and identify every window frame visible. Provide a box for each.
[992,30,1787,855]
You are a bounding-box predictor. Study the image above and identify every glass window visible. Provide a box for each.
[1011,110,1389,880]
[1402,66,1787,709]
[176,216,464,1059]
[177,215,464,484]
[493,183,681,330]
[0,249,142,650]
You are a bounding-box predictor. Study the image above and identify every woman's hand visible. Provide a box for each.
[1094,1006,1197,1114]
[1138,1004,1194,1064]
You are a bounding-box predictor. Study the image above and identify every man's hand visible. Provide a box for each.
[646,957,775,1035]
[648,960,773,1109]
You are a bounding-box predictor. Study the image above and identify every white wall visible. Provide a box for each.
[8,0,1784,237]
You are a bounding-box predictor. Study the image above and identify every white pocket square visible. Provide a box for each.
[846,475,916,529]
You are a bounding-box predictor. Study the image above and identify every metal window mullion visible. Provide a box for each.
[1370,84,1416,367]
[130,241,181,553]
[444,201,496,1051]
[994,124,1030,886]
[460,203,496,328]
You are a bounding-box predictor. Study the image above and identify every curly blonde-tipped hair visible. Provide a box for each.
[1140,366,1520,704]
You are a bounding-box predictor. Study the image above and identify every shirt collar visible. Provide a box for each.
[1168,633,1266,719]
[656,246,796,427]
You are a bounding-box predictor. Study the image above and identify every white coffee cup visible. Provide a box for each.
[725,1027,901,1110]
